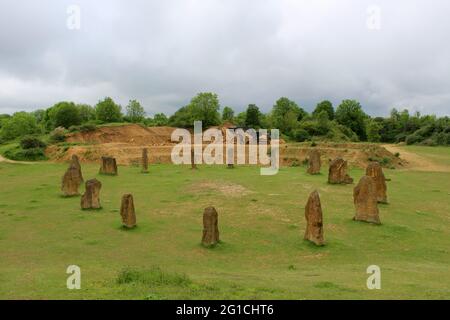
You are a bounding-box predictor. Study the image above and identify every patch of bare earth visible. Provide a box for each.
[191,180,254,198]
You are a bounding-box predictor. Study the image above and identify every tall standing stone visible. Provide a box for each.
[81,179,102,210]
[99,156,118,175]
[328,157,353,184]
[307,149,321,175]
[304,190,325,246]
[366,162,388,203]
[70,155,83,183]
[191,148,197,170]
[142,148,149,173]
[202,207,219,246]
[61,165,81,197]
[353,176,381,224]
[120,194,136,228]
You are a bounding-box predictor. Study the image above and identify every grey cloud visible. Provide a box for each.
[0,0,449,116]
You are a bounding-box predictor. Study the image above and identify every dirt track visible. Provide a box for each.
[382,144,450,172]
[0,154,34,164]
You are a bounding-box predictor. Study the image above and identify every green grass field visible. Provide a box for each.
[0,146,449,299]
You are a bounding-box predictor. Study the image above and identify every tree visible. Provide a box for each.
[95,97,122,123]
[335,100,368,140]
[0,112,41,140]
[245,104,261,128]
[233,112,247,127]
[0,114,11,129]
[46,102,81,129]
[313,100,334,120]
[169,92,221,128]
[77,104,96,123]
[126,99,146,123]
[366,119,382,142]
[153,113,169,126]
[271,97,306,135]
[146,113,169,126]
[222,106,234,122]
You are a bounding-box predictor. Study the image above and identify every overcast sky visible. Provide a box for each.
[0,0,449,116]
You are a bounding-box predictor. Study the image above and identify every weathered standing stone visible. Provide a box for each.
[307,149,321,175]
[61,165,81,197]
[81,179,102,210]
[366,162,388,203]
[141,148,149,173]
[70,155,84,183]
[202,207,219,246]
[99,156,118,175]
[304,190,325,246]
[353,176,381,224]
[328,157,353,184]
[120,194,136,228]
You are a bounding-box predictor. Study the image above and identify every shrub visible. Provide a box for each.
[292,128,310,142]
[3,146,47,161]
[69,123,96,133]
[405,133,422,145]
[49,127,67,143]
[20,136,46,149]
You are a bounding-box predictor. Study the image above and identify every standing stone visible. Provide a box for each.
[70,155,83,183]
[191,148,197,170]
[328,157,353,184]
[141,148,149,173]
[61,165,81,197]
[307,149,321,175]
[120,194,136,228]
[81,179,102,210]
[99,156,118,175]
[202,207,219,246]
[366,162,388,203]
[353,176,381,224]
[304,190,325,246]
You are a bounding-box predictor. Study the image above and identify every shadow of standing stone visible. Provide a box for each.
[99,156,118,175]
[202,207,219,246]
[304,190,325,246]
[81,179,102,210]
[353,176,381,224]
[120,194,136,228]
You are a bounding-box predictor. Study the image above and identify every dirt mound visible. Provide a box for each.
[66,124,176,146]
[47,124,405,168]
[281,143,406,168]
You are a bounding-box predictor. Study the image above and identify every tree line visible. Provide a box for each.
[1,92,449,146]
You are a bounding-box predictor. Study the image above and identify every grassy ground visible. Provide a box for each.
[0,146,449,299]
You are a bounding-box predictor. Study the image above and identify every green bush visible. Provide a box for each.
[3,146,47,161]
[20,136,46,149]
[292,128,310,142]
[49,127,67,143]
[69,123,97,133]
[406,133,422,145]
